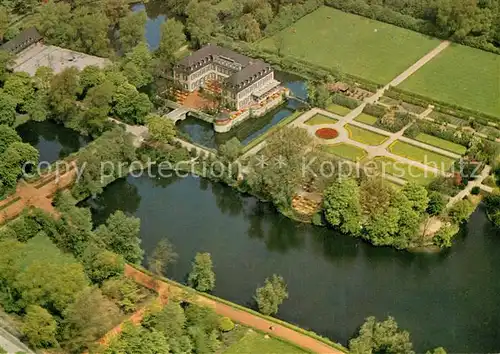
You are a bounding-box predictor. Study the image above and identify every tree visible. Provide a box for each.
[72,6,111,56]
[0,6,8,42]
[323,178,362,234]
[349,316,414,354]
[112,83,153,124]
[147,238,178,277]
[3,72,35,111]
[218,137,242,161]
[15,261,89,314]
[122,42,154,89]
[426,347,447,354]
[254,274,288,315]
[448,199,474,224]
[79,65,105,93]
[156,19,186,74]
[96,210,144,263]
[146,114,177,143]
[49,67,82,123]
[427,191,446,216]
[308,82,330,108]
[81,245,124,284]
[119,10,147,53]
[0,92,17,126]
[35,1,75,48]
[101,276,145,313]
[22,305,58,348]
[105,322,170,354]
[185,0,218,47]
[240,13,262,42]
[34,66,54,91]
[401,182,429,214]
[61,287,120,353]
[0,124,21,154]
[188,252,216,292]
[104,0,129,25]
[143,300,186,339]
[0,50,14,83]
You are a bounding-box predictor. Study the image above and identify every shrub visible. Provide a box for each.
[363,103,387,118]
[433,224,460,248]
[471,186,481,195]
[219,317,235,332]
[448,199,474,224]
[311,212,324,226]
[331,93,360,109]
[101,277,146,313]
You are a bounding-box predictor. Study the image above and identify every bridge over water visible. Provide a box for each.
[163,100,214,124]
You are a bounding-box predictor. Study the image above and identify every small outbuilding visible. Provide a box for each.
[1,27,43,54]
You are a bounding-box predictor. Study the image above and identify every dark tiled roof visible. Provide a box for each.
[225,60,271,89]
[1,27,42,54]
[177,44,251,69]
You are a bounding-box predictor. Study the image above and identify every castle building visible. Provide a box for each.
[173,44,281,111]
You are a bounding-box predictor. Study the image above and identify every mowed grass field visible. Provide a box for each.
[322,143,367,162]
[372,156,438,186]
[346,124,388,145]
[389,140,456,171]
[259,6,440,84]
[224,331,308,354]
[414,133,467,155]
[400,44,500,118]
[305,114,338,125]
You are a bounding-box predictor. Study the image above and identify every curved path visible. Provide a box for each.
[124,265,345,354]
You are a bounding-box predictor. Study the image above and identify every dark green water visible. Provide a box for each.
[16,120,90,164]
[83,173,500,352]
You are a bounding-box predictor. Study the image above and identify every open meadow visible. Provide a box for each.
[399,44,500,118]
[259,6,440,84]
[224,330,309,354]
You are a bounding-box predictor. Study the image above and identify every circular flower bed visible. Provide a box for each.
[315,127,339,139]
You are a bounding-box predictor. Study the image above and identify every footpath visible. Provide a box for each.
[124,265,345,354]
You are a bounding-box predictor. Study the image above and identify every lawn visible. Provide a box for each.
[305,114,338,125]
[414,133,467,155]
[354,113,378,125]
[322,143,367,162]
[399,44,500,118]
[224,331,308,354]
[20,234,78,269]
[372,156,438,186]
[326,103,351,116]
[259,6,440,84]
[345,124,388,145]
[388,140,456,171]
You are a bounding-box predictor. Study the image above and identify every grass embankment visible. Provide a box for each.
[259,6,440,84]
[126,263,348,353]
[305,114,338,125]
[241,110,303,154]
[354,113,378,125]
[414,133,467,155]
[388,140,456,171]
[224,330,310,354]
[399,44,500,118]
[326,103,351,116]
[372,156,438,186]
[345,124,388,145]
[322,143,367,162]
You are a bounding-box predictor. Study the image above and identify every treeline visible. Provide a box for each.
[325,0,500,54]
[0,198,150,353]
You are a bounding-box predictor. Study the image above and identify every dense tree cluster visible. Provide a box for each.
[323,178,435,249]
[254,274,288,315]
[106,301,228,354]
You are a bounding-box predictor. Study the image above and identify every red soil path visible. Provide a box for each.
[0,162,77,224]
[124,265,344,354]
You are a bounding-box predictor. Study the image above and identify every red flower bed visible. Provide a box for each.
[315,128,339,139]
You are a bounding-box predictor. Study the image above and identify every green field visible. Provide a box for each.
[372,156,438,186]
[259,6,440,84]
[322,143,367,162]
[224,331,308,354]
[414,133,467,155]
[400,44,500,118]
[345,124,388,145]
[326,103,351,116]
[305,114,338,125]
[389,140,456,171]
[354,113,378,125]
[20,234,78,269]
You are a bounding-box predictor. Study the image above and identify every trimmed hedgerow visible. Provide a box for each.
[331,93,360,109]
[363,103,387,118]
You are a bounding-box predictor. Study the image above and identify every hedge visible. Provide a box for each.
[363,103,387,118]
[126,263,349,353]
[331,93,360,109]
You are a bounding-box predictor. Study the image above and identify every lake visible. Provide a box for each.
[82,172,500,352]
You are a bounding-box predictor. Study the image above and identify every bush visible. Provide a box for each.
[219,317,234,332]
[331,93,360,109]
[448,199,475,224]
[363,103,387,118]
[101,277,146,313]
[311,212,324,226]
[471,186,481,195]
[433,224,460,248]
